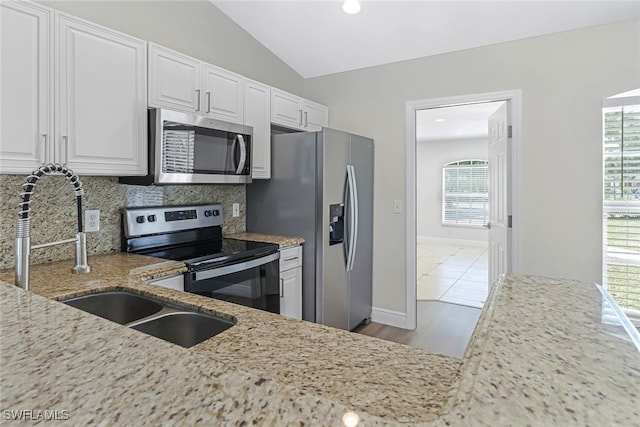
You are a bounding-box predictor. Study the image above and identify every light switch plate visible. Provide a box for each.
[85,209,100,232]
[393,200,403,214]
[232,203,240,218]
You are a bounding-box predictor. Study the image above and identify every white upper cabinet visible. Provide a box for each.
[302,99,329,131]
[271,88,328,132]
[0,0,53,173]
[148,44,202,113]
[244,79,271,179]
[1,2,147,176]
[203,64,243,123]
[271,88,304,129]
[57,13,147,175]
[149,44,244,124]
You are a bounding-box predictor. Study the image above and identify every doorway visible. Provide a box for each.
[405,90,521,330]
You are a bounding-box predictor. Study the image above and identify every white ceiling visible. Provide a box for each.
[416,101,504,142]
[211,0,639,79]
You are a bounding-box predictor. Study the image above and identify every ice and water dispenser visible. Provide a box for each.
[329,203,344,245]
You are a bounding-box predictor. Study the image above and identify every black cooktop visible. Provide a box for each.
[141,238,278,271]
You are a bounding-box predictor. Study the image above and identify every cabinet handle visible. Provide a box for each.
[206,92,211,113]
[62,135,69,166]
[280,278,284,298]
[283,257,298,262]
[195,89,201,111]
[298,109,303,126]
[304,111,308,127]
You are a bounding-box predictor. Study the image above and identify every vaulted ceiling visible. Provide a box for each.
[212,1,639,79]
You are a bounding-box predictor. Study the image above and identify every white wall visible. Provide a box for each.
[304,19,640,314]
[41,0,304,93]
[417,137,488,241]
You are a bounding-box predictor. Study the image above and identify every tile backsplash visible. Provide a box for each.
[0,175,245,270]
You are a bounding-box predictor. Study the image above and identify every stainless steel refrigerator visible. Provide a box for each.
[246,128,373,331]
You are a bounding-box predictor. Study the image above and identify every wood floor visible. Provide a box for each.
[355,301,481,358]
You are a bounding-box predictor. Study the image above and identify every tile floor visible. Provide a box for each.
[417,241,488,308]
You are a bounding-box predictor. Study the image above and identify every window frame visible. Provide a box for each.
[441,159,489,228]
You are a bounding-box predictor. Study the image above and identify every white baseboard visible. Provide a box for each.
[417,236,488,247]
[371,307,410,329]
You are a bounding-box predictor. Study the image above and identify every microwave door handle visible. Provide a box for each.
[235,134,246,174]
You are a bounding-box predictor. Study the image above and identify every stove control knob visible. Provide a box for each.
[212,209,220,216]
[136,215,145,224]
[204,210,212,217]
[147,214,157,222]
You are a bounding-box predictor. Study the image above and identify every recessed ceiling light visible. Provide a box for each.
[435,118,446,122]
[343,0,361,14]
[455,131,464,135]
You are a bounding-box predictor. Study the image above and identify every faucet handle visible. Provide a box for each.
[72,232,91,275]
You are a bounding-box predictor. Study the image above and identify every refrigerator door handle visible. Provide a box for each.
[346,164,358,271]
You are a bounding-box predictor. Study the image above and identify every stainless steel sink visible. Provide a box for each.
[61,290,235,347]
[129,312,234,348]
[63,291,163,324]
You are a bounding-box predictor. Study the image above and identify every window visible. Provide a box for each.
[442,160,488,226]
[603,101,640,313]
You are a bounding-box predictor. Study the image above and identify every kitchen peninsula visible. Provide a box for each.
[1,254,638,426]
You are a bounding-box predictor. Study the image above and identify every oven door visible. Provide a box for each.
[185,252,280,314]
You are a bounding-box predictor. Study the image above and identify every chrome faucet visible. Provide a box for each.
[15,163,91,290]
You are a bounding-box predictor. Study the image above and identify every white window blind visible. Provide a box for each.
[603,102,640,312]
[442,160,488,227]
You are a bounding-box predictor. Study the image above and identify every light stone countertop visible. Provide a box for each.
[439,274,640,426]
[225,232,305,248]
[1,254,639,426]
[0,253,457,425]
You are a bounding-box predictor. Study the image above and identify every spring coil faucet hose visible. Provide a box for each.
[15,163,90,290]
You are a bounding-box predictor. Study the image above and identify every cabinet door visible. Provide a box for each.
[148,43,202,113]
[57,12,147,175]
[271,88,303,130]
[203,64,243,123]
[280,267,302,320]
[302,99,329,131]
[0,0,53,173]
[244,79,270,179]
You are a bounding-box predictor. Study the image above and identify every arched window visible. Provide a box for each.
[442,160,488,226]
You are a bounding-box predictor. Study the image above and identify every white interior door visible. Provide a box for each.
[488,101,511,288]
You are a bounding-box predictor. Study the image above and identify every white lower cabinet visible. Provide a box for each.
[279,245,302,320]
[146,274,184,292]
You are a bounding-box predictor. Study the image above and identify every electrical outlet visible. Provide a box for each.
[85,209,100,232]
[393,200,403,214]
[232,203,240,218]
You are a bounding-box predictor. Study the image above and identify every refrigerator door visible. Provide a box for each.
[246,132,318,321]
[348,134,374,330]
[317,128,351,328]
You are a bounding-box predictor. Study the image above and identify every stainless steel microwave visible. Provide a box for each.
[121,108,253,185]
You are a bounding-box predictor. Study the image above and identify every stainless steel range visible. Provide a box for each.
[121,204,280,314]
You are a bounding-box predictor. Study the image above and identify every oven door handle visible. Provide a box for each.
[194,252,280,281]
